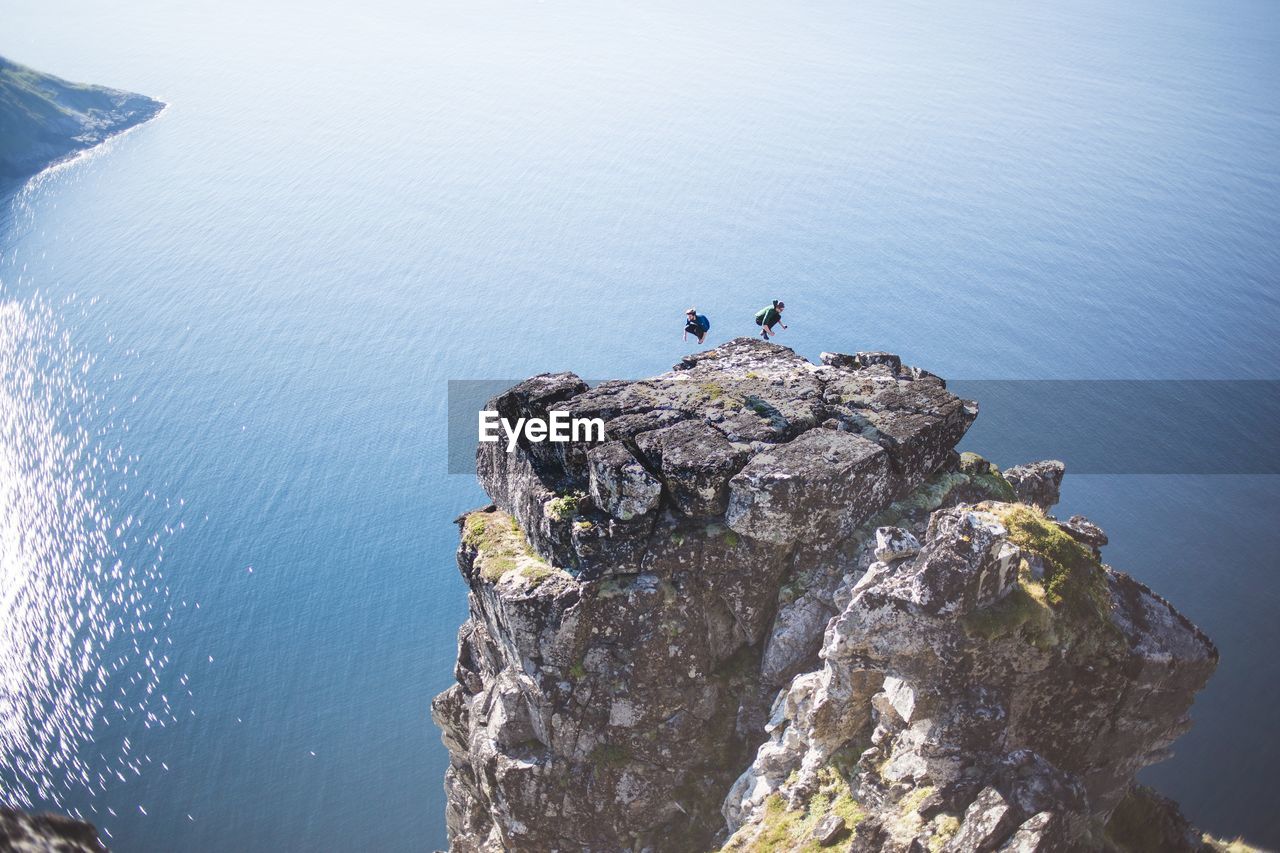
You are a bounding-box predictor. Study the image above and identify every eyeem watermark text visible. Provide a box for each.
[450,379,1280,474]
[479,410,606,452]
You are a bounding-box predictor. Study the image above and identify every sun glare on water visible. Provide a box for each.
[0,293,177,815]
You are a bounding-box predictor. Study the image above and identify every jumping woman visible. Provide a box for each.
[754,300,787,339]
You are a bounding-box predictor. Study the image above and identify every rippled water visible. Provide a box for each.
[2,0,1278,849]
[0,286,177,815]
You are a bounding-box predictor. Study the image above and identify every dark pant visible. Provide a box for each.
[686,321,704,336]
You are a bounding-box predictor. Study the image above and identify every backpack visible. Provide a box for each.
[698,314,711,332]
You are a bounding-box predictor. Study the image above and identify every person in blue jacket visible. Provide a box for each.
[684,307,711,344]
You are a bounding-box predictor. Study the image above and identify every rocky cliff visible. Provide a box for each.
[0,55,163,182]
[433,338,1223,852]
[0,807,105,852]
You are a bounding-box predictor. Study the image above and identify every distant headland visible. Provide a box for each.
[0,55,163,182]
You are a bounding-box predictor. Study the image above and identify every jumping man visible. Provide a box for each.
[684,307,711,344]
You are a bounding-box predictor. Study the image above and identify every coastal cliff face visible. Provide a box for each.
[0,56,163,181]
[433,338,1219,852]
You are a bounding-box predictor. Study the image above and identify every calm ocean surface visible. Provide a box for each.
[1,0,1278,849]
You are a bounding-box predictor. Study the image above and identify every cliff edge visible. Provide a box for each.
[0,807,105,852]
[0,55,163,182]
[433,338,1223,852]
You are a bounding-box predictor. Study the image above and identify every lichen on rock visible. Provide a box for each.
[723,494,1218,852]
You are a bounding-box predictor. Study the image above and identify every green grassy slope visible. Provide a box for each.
[0,55,163,181]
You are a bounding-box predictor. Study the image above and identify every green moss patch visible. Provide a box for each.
[957,451,992,475]
[701,381,728,402]
[997,506,1109,614]
[993,504,1122,651]
[546,491,584,522]
[961,580,1056,648]
[929,815,961,852]
[589,743,629,768]
[847,455,1015,542]
[721,767,864,852]
[461,510,564,588]
[970,470,1017,502]
[898,785,935,817]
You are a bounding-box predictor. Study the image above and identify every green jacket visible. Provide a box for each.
[755,306,781,327]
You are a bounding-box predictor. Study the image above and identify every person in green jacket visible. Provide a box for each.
[754,300,787,339]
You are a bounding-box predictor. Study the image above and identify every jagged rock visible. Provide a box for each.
[918,779,984,821]
[475,372,591,564]
[439,341,979,851]
[634,419,748,517]
[725,493,1217,851]
[874,526,920,563]
[993,751,1086,819]
[958,451,995,476]
[0,808,105,852]
[587,441,662,521]
[1056,515,1108,553]
[830,379,978,489]
[850,817,889,851]
[1103,785,1205,853]
[726,430,893,545]
[997,811,1067,852]
[821,351,903,373]
[1002,460,1065,510]
[904,508,1021,615]
[942,786,1020,852]
[819,351,860,370]
[759,590,835,688]
[812,813,847,845]
[437,338,1222,853]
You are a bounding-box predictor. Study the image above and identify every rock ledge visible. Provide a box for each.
[433,339,1222,853]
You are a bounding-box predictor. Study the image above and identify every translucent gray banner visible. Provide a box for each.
[447,379,1280,475]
